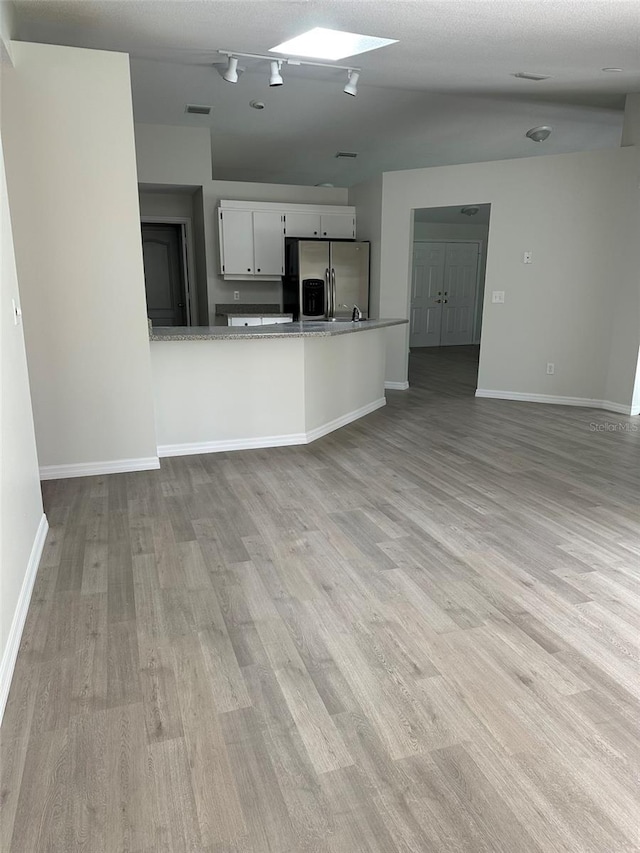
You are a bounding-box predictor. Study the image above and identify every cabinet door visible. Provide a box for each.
[220,209,254,274]
[229,316,263,326]
[320,213,355,239]
[285,212,321,238]
[253,211,285,275]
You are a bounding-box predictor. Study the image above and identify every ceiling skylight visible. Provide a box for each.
[269,27,398,61]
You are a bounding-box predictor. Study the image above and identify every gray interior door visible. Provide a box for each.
[141,223,187,326]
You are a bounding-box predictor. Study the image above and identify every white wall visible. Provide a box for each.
[151,338,306,449]
[150,330,387,453]
[304,331,385,431]
[0,129,45,719]
[412,220,490,342]
[349,176,383,318]
[621,93,640,147]
[202,181,348,320]
[139,189,197,219]
[135,123,212,185]
[379,147,640,411]
[3,41,158,475]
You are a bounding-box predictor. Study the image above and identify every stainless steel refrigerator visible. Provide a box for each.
[283,239,370,321]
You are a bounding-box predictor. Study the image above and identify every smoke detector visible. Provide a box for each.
[526,125,552,142]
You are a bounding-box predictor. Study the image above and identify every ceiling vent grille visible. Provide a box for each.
[185,104,212,115]
[513,72,550,81]
[336,151,358,159]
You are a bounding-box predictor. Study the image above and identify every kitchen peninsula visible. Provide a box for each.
[150,319,407,457]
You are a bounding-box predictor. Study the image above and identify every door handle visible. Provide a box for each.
[435,299,442,304]
[443,299,449,304]
[177,303,185,307]
[331,268,336,318]
[325,268,331,316]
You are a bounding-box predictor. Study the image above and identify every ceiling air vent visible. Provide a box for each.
[185,104,212,115]
[512,72,550,81]
[336,151,358,159]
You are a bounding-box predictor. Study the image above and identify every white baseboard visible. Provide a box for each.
[39,456,160,481]
[385,381,410,391]
[476,389,639,416]
[158,397,387,458]
[158,433,307,457]
[0,513,48,724]
[306,397,386,442]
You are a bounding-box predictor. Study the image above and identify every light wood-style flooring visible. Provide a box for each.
[2,345,639,852]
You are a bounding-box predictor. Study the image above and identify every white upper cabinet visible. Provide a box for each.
[285,212,321,238]
[252,211,285,276]
[218,202,356,279]
[320,212,355,239]
[219,209,255,275]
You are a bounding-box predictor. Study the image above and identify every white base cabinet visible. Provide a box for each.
[218,201,356,280]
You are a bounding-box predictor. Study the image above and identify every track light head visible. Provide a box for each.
[344,70,359,96]
[223,56,239,83]
[269,60,284,87]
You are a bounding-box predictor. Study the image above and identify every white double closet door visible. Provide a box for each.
[410,241,480,347]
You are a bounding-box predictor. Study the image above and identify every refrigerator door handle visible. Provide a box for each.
[325,267,331,317]
[331,268,336,318]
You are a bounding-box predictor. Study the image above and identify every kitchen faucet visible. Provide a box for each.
[338,303,364,321]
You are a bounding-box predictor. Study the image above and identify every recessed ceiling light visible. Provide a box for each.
[602,67,623,72]
[250,100,265,110]
[513,71,550,81]
[270,27,398,61]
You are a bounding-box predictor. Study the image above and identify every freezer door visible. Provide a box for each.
[330,242,370,319]
[299,241,331,318]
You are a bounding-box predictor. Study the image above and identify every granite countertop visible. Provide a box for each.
[149,318,407,341]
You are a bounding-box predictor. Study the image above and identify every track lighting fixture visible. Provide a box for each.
[222,56,239,83]
[343,70,359,97]
[269,60,284,87]
[217,50,360,96]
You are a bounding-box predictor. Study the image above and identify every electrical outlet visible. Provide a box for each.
[233,290,240,301]
[491,291,505,304]
[546,362,555,375]
[523,251,533,264]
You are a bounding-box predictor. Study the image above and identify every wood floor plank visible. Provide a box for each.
[172,637,247,847]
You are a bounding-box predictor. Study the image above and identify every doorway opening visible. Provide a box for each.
[141,220,195,327]
[409,203,491,393]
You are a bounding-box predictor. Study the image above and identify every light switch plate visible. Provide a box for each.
[492,291,505,304]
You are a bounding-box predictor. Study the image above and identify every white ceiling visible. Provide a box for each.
[12,0,640,186]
